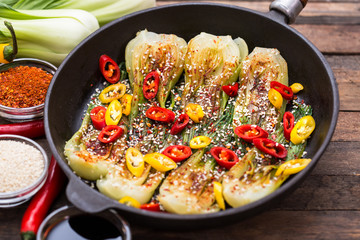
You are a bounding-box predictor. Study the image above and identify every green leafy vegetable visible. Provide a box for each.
[222,149,287,208]
[96,154,164,205]
[4,0,156,26]
[64,104,115,181]
[181,32,248,121]
[158,149,221,214]
[0,4,99,65]
[125,30,187,122]
[233,47,288,132]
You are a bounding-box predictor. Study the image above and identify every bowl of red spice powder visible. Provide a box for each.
[0,58,56,122]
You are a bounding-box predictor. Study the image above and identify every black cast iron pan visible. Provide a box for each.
[45,0,339,229]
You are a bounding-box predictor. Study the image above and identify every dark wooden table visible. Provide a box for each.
[1,0,359,239]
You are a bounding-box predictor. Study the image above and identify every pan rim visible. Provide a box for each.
[44,2,339,224]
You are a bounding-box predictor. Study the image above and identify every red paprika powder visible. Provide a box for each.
[0,65,52,108]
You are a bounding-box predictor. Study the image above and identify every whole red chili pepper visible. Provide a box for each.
[253,138,287,159]
[99,54,120,84]
[234,124,269,143]
[20,156,66,240]
[170,114,189,135]
[0,119,45,138]
[222,83,239,97]
[98,125,124,143]
[143,71,160,100]
[270,81,293,100]
[283,112,295,141]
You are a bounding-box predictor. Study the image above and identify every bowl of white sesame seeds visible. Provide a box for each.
[0,134,49,207]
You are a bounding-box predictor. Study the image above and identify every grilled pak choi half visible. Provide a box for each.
[64,105,117,181]
[158,149,221,214]
[96,146,164,204]
[223,47,289,208]
[233,47,288,130]
[181,32,248,121]
[125,30,187,123]
[222,149,288,208]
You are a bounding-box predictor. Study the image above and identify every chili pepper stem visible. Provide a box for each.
[21,231,36,240]
[3,21,18,61]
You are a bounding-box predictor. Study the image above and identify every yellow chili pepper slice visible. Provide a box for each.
[143,152,177,172]
[290,115,315,145]
[275,159,312,177]
[0,44,10,64]
[120,94,132,116]
[126,147,144,177]
[268,88,283,109]
[189,136,211,149]
[99,83,126,103]
[213,181,225,210]
[290,83,304,94]
[105,99,122,125]
[185,103,204,123]
[119,196,141,208]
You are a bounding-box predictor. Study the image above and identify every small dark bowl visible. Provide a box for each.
[37,206,131,240]
[0,58,56,122]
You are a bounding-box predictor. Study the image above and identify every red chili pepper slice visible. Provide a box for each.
[270,81,293,100]
[99,54,120,84]
[283,111,295,141]
[210,147,239,170]
[170,114,189,135]
[145,106,175,123]
[140,203,161,212]
[253,138,287,159]
[143,71,160,100]
[90,106,107,130]
[234,124,269,143]
[221,83,239,97]
[162,145,192,162]
[98,125,123,143]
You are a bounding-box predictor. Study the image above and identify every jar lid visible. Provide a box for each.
[37,205,131,240]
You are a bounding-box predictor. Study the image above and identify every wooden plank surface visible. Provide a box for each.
[1,0,359,239]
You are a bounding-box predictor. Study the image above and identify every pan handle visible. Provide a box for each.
[65,177,119,213]
[270,0,307,24]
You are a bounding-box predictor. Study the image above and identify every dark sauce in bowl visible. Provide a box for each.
[37,206,131,240]
[46,214,122,240]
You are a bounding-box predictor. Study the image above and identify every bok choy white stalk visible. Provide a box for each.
[6,0,156,26]
[0,3,99,65]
